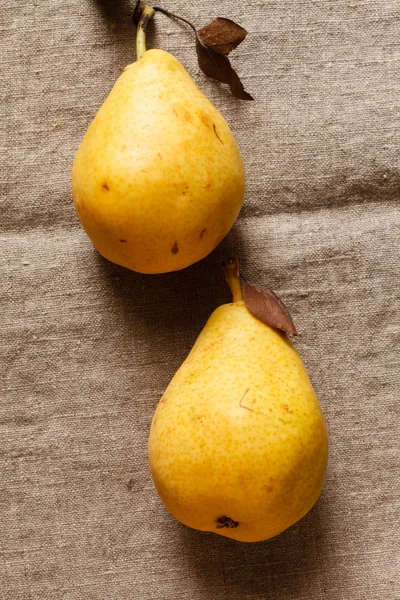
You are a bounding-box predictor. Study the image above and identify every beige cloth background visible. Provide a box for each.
[1,0,399,598]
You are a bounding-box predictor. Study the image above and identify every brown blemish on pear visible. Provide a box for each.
[213,124,224,145]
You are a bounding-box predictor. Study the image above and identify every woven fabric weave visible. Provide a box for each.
[1,1,399,598]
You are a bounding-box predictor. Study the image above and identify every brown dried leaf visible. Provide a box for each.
[197,17,247,56]
[195,38,253,101]
[242,282,298,335]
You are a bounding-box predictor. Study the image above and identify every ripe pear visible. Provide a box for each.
[72,8,245,274]
[148,260,328,542]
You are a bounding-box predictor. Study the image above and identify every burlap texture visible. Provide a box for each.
[1,0,399,598]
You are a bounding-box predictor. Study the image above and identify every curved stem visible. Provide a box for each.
[153,6,197,33]
[136,5,156,60]
[224,259,243,303]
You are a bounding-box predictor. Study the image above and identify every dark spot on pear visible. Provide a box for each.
[102,183,110,191]
[200,228,207,239]
[171,241,179,254]
[213,124,224,145]
[199,112,211,128]
[120,239,127,243]
[216,516,239,529]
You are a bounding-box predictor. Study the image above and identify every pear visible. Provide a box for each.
[148,260,328,542]
[72,7,245,274]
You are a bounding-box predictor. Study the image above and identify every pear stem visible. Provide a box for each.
[136,5,156,61]
[153,7,197,33]
[224,259,243,303]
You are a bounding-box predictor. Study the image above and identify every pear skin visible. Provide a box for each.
[72,50,245,274]
[148,265,328,542]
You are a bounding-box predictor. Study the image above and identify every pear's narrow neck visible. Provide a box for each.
[136,5,155,61]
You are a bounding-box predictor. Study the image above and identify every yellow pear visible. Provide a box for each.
[148,260,328,542]
[72,8,245,274]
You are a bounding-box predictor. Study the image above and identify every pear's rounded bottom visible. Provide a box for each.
[175,495,324,543]
[96,246,211,275]
[90,227,231,274]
